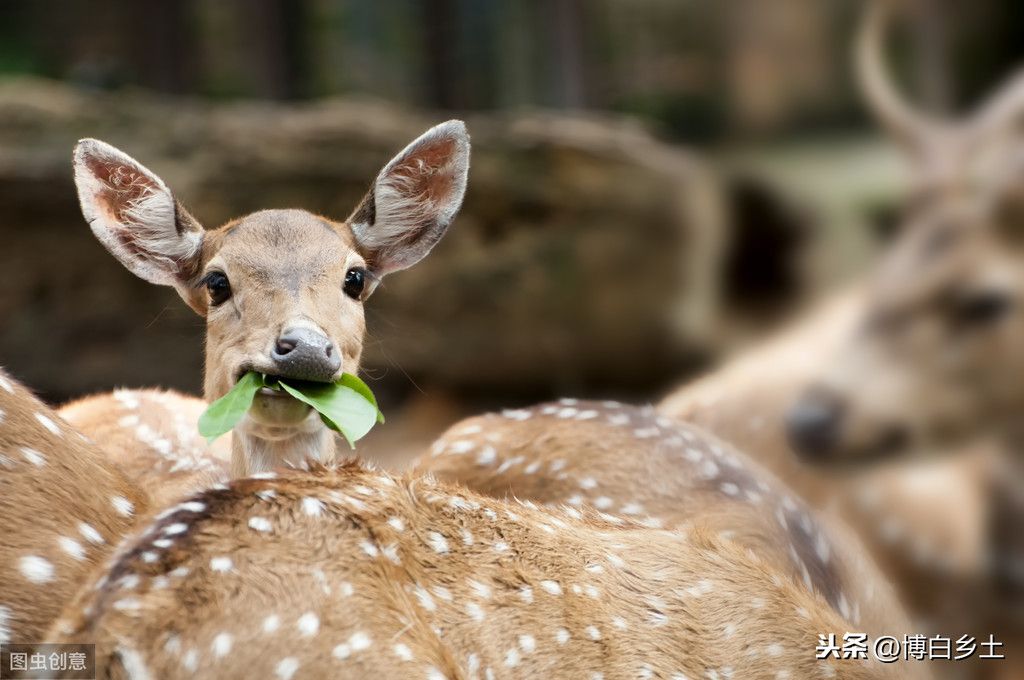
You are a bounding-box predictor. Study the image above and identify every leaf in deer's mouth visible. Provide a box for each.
[197,372,383,446]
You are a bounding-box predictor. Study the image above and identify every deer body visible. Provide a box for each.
[51,462,924,680]
[59,389,230,510]
[0,368,149,642]
[413,398,915,645]
[72,121,470,479]
[657,291,997,643]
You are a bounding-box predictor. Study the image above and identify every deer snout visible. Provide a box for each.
[785,388,844,463]
[270,327,342,383]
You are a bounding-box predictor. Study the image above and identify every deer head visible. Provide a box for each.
[786,0,1024,464]
[74,122,470,476]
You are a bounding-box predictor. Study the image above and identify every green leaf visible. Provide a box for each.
[197,371,383,448]
[197,371,265,442]
[278,378,382,448]
[335,373,385,424]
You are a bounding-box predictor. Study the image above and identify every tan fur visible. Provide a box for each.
[73,122,470,480]
[412,399,914,645]
[59,389,230,510]
[50,462,927,680]
[0,368,149,642]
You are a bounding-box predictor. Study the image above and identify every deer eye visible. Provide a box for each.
[344,267,366,299]
[953,290,1012,327]
[202,271,232,306]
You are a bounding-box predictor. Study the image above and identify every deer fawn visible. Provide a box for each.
[59,388,230,510]
[0,368,150,643]
[413,398,916,646]
[50,461,927,679]
[72,121,470,480]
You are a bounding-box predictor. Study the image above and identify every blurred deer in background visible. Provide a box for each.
[0,368,150,642]
[50,460,928,680]
[69,121,469,483]
[785,0,1024,611]
[786,0,1024,468]
[658,289,996,637]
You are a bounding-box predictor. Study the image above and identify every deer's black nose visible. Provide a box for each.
[786,389,844,463]
[270,327,341,382]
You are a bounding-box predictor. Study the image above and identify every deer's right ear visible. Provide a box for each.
[348,120,470,278]
[74,139,205,289]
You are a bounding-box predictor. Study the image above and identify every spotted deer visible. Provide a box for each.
[50,461,929,680]
[657,289,997,650]
[59,389,230,510]
[781,0,1024,624]
[413,398,917,647]
[784,0,1024,468]
[72,120,470,481]
[0,368,150,643]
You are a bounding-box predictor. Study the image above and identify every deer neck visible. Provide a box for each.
[230,421,336,478]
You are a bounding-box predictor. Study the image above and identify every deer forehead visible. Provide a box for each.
[205,209,362,285]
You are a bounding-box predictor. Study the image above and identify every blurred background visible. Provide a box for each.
[1,0,1024,676]
[0,0,1020,416]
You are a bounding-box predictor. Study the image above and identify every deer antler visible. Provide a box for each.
[964,67,1024,151]
[856,0,947,156]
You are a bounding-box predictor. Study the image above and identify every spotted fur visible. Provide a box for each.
[0,368,149,642]
[50,463,925,679]
[59,389,230,510]
[413,399,914,644]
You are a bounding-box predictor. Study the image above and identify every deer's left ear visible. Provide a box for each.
[348,120,470,277]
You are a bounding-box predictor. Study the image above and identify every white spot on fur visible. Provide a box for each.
[263,615,280,633]
[301,497,325,516]
[276,657,300,680]
[116,646,153,680]
[21,447,45,466]
[510,636,533,659]
[297,612,319,637]
[556,628,570,645]
[393,643,414,661]
[504,648,521,667]
[540,580,562,595]
[349,631,372,651]
[428,531,449,554]
[465,602,485,622]
[112,496,134,517]
[35,413,61,436]
[210,556,233,572]
[470,579,492,599]
[475,446,497,465]
[414,586,437,612]
[248,517,272,532]
[388,516,405,532]
[443,440,475,456]
[20,555,54,583]
[58,536,86,561]
[182,649,198,672]
[586,625,601,640]
[212,633,232,657]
